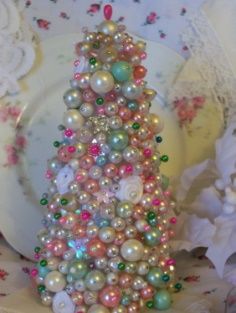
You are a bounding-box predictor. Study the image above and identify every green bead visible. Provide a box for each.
[146,300,154,309]
[108,130,129,151]
[118,262,126,271]
[93,41,100,49]
[40,198,48,205]
[154,290,171,310]
[127,101,138,111]
[37,284,46,293]
[68,261,88,280]
[53,141,60,147]
[40,259,48,267]
[144,228,162,246]
[89,57,97,65]
[175,282,182,290]
[54,212,62,220]
[148,218,157,227]
[156,136,163,143]
[60,198,68,206]
[34,246,41,253]
[96,97,104,105]
[162,274,170,282]
[160,155,169,162]
[111,61,132,82]
[147,211,156,220]
[146,267,164,288]
[132,122,140,130]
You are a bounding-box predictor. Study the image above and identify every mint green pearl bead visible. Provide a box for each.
[144,228,161,246]
[108,130,129,151]
[146,268,164,288]
[127,101,138,111]
[111,61,132,82]
[68,261,88,279]
[154,290,171,310]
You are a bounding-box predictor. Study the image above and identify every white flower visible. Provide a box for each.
[115,175,143,204]
[56,165,74,195]
[53,291,75,313]
[74,55,89,74]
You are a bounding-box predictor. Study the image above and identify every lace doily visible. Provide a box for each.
[0,0,36,98]
[168,8,236,127]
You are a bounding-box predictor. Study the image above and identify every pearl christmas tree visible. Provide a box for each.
[32,5,180,313]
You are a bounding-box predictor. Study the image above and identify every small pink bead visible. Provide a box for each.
[160,236,168,243]
[74,59,80,66]
[140,52,147,60]
[144,225,151,231]
[34,253,40,260]
[96,105,105,115]
[81,210,91,221]
[125,164,133,173]
[31,268,38,277]
[164,190,171,197]
[170,217,177,224]
[45,170,53,179]
[143,148,152,158]
[105,90,117,101]
[152,198,161,206]
[166,258,176,266]
[74,73,81,80]
[68,146,76,153]
[88,144,101,156]
[135,79,143,86]
[64,128,74,137]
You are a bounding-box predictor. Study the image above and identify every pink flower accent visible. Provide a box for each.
[8,106,21,120]
[4,145,19,166]
[145,12,158,25]
[0,105,22,123]
[0,106,9,122]
[15,135,27,149]
[0,269,9,281]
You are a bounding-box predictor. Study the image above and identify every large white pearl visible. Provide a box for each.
[44,271,66,292]
[120,239,144,262]
[63,109,84,130]
[90,70,114,94]
[88,304,110,313]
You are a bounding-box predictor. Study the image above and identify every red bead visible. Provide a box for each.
[133,65,147,79]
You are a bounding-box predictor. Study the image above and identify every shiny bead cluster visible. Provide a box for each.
[32,6,180,313]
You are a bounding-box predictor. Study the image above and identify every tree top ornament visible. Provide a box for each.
[31,4,181,313]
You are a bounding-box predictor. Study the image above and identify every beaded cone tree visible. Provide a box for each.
[32,5,181,313]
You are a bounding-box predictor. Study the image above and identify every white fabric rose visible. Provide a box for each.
[53,291,75,313]
[115,175,143,204]
[56,165,74,195]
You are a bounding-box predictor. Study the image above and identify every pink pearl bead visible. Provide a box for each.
[114,232,125,245]
[58,146,72,162]
[164,190,171,197]
[166,258,176,266]
[74,59,80,66]
[130,136,139,147]
[31,268,38,277]
[80,210,91,221]
[96,105,105,115]
[105,90,117,101]
[119,107,132,121]
[72,225,86,238]
[53,240,67,256]
[74,73,81,80]
[152,198,161,206]
[125,164,133,174]
[99,286,121,308]
[140,285,155,299]
[67,146,76,154]
[170,217,177,224]
[64,128,74,137]
[45,170,53,179]
[87,239,107,257]
[83,88,96,102]
[34,253,40,260]
[127,302,140,313]
[75,169,88,183]
[143,148,152,158]
[71,292,84,305]
[104,163,118,178]
[88,144,101,156]
[84,179,99,193]
[119,273,133,288]
[140,52,147,60]
[80,155,94,169]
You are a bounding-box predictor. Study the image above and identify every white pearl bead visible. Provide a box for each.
[63,109,84,130]
[44,271,66,292]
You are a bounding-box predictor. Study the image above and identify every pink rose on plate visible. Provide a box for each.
[115,175,143,204]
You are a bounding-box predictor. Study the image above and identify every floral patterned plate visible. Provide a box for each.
[0,33,186,259]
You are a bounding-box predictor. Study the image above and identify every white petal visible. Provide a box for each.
[53,291,75,313]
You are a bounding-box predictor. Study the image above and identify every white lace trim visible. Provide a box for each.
[170,9,236,126]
